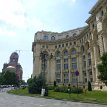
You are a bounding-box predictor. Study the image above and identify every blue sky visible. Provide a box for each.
[0,0,97,81]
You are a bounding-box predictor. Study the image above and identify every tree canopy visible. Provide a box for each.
[0,71,18,85]
[97,52,107,85]
[27,73,46,94]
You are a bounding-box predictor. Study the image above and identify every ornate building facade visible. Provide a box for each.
[2,52,23,81]
[32,0,107,86]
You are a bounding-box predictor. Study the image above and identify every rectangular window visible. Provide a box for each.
[66,43,68,46]
[83,55,85,60]
[85,78,87,82]
[83,61,86,68]
[64,59,68,63]
[56,64,61,71]
[71,76,77,83]
[43,35,48,40]
[88,53,91,59]
[56,79,61,83]
[90,78,93,82]
[72,57,77,62]
[56,74,60,78]
[88,59,91,66]
[72,63,77,69]
[90,71,92,75]
[64,73,68,78]
[64,79,69,83]
[64,64,68,70]
[62,44,64,47]
[56,59,60,63]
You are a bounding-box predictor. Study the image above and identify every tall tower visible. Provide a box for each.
[9,52,19,66]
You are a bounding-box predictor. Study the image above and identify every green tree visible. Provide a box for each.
[0,72,4,85]
[97,52,107,85]
[0,71,18,85]
[27,73,46,94]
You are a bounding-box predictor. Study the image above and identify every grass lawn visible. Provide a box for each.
[8,88,107,105]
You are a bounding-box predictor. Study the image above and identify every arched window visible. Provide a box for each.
[73,33,76,37]
[71,48,76,55]
[81,45,85,53]
[66,35,69,38]
[51,36,55,40]
[56,51,60,57]
[64,50,68,56]
[86,42,89,50]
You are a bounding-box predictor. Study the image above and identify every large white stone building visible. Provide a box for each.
[32,0,107,87]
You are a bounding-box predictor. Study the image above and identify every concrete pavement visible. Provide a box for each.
[0,89,106,107]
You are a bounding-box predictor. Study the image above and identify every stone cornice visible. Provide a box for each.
[77,26,89,39]
[86,15,96,24]
[89,0,105,14]
[32,42,36,52]
[34,26,89,45]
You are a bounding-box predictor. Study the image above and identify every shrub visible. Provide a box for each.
[27,73,46,94]
[71,87,83,94]
[54,86,83,94]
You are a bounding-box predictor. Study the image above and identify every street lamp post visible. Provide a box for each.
[40,51,48,96]
[40,52,53,96]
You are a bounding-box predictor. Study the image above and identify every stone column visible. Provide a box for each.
[102,33,107,52]
[90,48,96,83]
[68,56,71,83]
[49,57,56,83]
[85,52,89,82]
[98,34,104,56]
[93,46,98,82]
[77,52,81,83]
[60,57,63,83]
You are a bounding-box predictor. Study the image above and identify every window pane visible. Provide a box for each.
[51,36,55,40]
[64,64,68,70]
[43,35,48,40]
[56,64,61,70]
[71,49,76,55]
[64,58,68,63]
[88,59,91,66]
[72,63,77,69]
[64,50,68,56]
[56,51,60,57]
[72,57,77,62]
[56,59,60,63]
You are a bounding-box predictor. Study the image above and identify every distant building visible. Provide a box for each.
[2,52,23,80]
[32,0,107,87]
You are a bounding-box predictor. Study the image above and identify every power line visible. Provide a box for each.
[15,50,32,52]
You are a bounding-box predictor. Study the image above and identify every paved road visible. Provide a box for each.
[0,90,106,107]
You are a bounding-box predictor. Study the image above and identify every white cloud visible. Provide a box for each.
[0,0,44,31]
[0,0,76,33]
[0,0,27,29]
